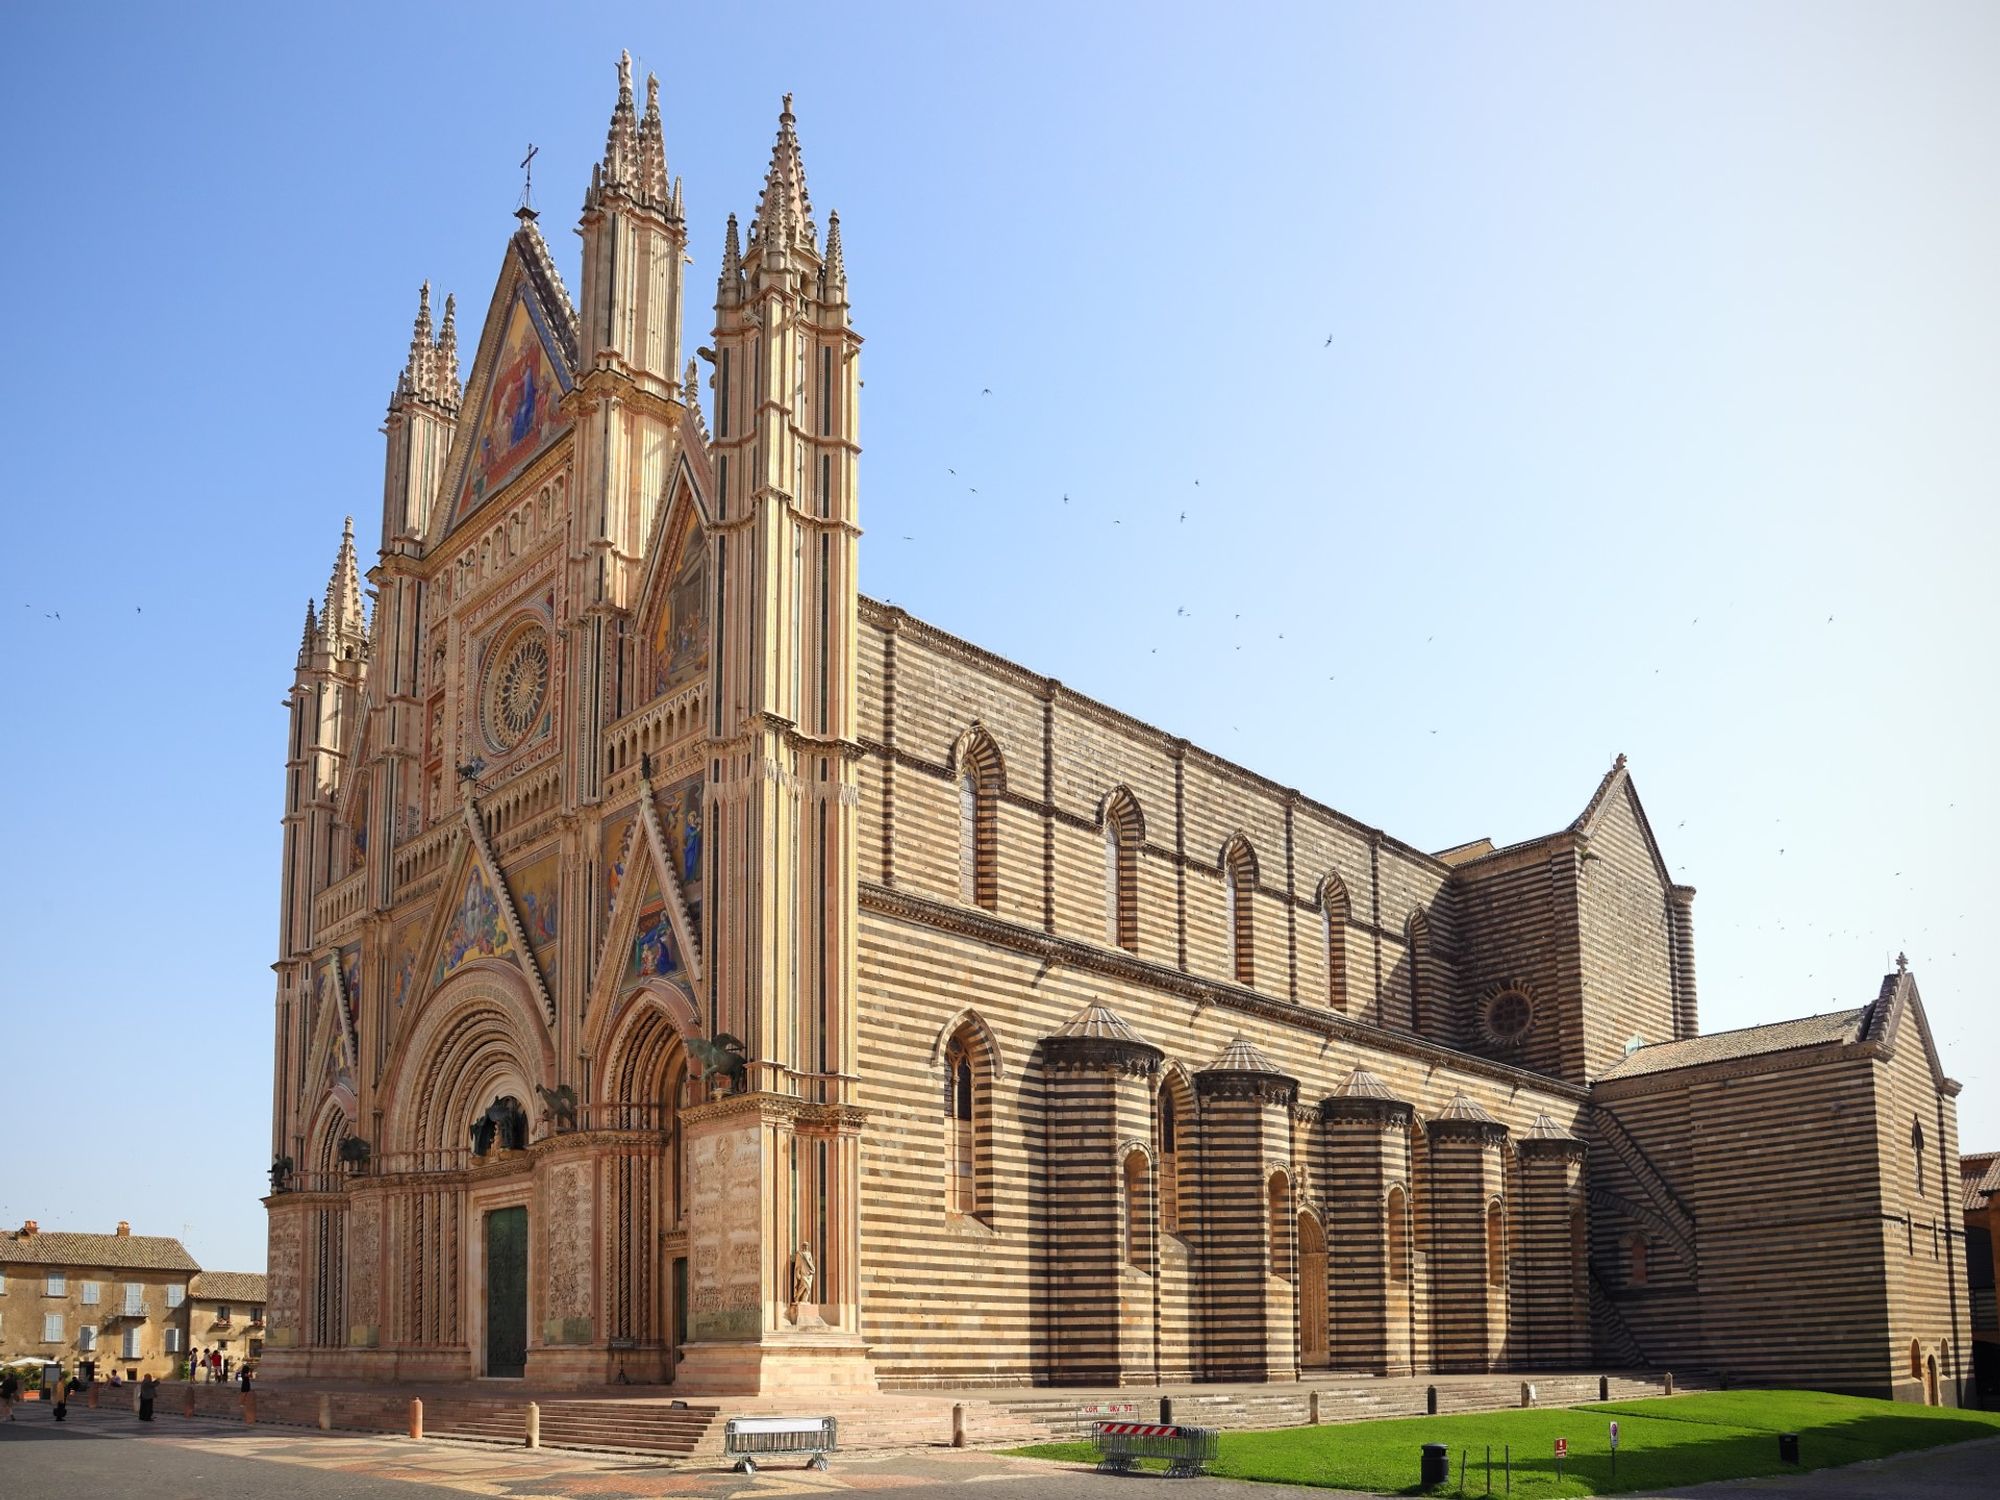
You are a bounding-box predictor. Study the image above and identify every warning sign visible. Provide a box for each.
[1554,1438,1569,1458]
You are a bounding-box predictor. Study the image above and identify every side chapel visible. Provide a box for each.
[266,57,1972,1403]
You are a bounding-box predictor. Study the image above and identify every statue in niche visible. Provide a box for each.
[789,1243,824,1328]
[470,1095,528,1156]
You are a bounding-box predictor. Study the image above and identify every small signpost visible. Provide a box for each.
[1609,1420,1621,1480]
[1554,1436,1568,1482]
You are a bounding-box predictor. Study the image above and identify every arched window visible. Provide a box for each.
[1123,1150,1149,1269]
[1386,1185,1409,1284]
[1405,907,1430,1033]
[1268,1172,1291,1280]
[1158,1091,1181,1233]
[1913,1118,1925,1197]
[1486,1199,1506,1287]
[1910,1338,1923,1378]
[1104,789,1141,953]
[944,1037,976,1215]
[1627,1232,1649,1286]
[956,730,1002,912]
[1321,874,1350,1012]
[1224,838,1257,987]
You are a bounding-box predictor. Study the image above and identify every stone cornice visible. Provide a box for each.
[1043,1035,1163,1077]
[1319,1096,1415,1128]
[860,883,1588,1102]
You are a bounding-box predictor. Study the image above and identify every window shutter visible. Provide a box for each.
[79,1325,96,1352]
[82,1280,99,1305]
[47,1273,66,1296]
[44,1312,63,1343]
[167,1283,185,1309]
[125,1282,143,1316]
[166,1327,181,1353]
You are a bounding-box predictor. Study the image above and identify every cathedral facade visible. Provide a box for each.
[265,58,1972,1402]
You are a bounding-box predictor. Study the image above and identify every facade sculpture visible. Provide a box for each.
[265,56,1971,1401]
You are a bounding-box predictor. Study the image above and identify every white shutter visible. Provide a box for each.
[166,1327,181,1353]
[43,1312,63,1343]
[166,1283,185,1309]
[79,1325,96,1352]
[122,1325,141,1359]
[46,1274,66,1296]
[82,1280,100,1305]
[125,1282,144,1316]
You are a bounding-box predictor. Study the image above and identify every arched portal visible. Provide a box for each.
[1926,1353,1939,1406]
[1298,1211,1329,1367]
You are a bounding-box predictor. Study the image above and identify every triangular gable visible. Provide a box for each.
[1867,969,1956,1094]
[337,758,372,876]
[1572,756,1674,890]
[587,779,707,1024]
[402,797,555,1026]
[430,227,579,541]
[301,958,356,1114]
[627,440,713,699]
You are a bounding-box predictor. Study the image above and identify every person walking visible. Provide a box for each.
[1,1367,18,1420]
[138,1373,156,1422]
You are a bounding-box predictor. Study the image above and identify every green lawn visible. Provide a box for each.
[1005,1390,2000,1495]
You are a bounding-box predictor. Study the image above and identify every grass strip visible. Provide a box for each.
[1004,1390,2000,1496]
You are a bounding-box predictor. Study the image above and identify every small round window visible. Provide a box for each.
[1486,989,1533,1043]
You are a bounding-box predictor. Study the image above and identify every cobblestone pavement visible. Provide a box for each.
[7,1399,1996,1499]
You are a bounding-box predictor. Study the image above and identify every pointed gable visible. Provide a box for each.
[433,857,517,986]
[434,221,580,540]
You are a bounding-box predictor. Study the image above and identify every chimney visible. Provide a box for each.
[115,1220,131,1237]
[19,1220,36,1237]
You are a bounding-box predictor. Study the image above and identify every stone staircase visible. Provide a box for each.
[1594,1110,1699,1265]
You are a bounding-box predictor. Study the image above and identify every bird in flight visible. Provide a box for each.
[1179,511,1186,523]
[981,388,992,395]
[1323,334,1333,347]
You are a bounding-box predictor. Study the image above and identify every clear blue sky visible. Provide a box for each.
[2,2,1993,1273]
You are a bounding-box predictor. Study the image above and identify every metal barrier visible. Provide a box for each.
[1092,1421,1220,1478]
[723,1415,838,1475]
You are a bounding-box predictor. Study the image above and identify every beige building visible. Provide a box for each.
[264,55,1973,1403]
[186,1271,269,1376]
[0,1221,198,1381]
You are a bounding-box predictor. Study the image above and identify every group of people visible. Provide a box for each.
[186,1348,242,1383]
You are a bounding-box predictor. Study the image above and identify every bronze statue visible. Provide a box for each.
[535,1082,578,1130]
[686,1032,749,1091]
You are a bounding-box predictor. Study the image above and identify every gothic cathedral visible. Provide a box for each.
[268,57,1971,1403]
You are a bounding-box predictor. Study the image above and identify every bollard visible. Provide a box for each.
[1599,1375,1609,1402]
[951,1401,966,1448]
[242,1391,257,1426]
[409,1397,424,1441]
[525,1401,541,1449]
[1426,1384,1438,1415]
[88,1384,100,1410]
[1520,1381,1536,1408]
[184,1385,196,1418]
[1309,1390,1321,1425]
[1664,1370,1674,1396]
[319,1392,333,1431]
[133,1384,143,1415]
[1160,1397,1173,1424]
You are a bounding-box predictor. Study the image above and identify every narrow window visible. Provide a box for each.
[1225,840,1256,986]
[945,1037,976,1215]
[1124,1151,1148,1269]
[1268,1173,1290,1280]
[1158,1093,1180,1233]
[1105,791,1139,952]
[1628,1233,1649,1286]
[1913,1118,1926,1197]
[1387,1186,1409,1284]
[958,736,999,911]
[1322,875,1350,1011]
[958,772,979,907]
[1910,1338,1923,1378]
[1486,1200,1506,1287]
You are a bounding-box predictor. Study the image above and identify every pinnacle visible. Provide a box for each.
[398,281,460,411]
[593,49,669,210]
[324,516,365,643]
[754,91,816,253]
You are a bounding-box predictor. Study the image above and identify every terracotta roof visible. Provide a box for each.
[190,1271,268,1303]
[0,1230,199,1274]
[1051,1002,1145,1044]
[1595,1008,1866,1081]
[1335,1067,1395,1099]
[1962,1153,2000,1214]
[1203,1035,1284,1075]
[1435,1092,1500,1125]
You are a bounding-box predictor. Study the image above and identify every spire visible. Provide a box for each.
[394,282,460,412]
[718,212,742,301]
[323,517,365,644]
[597,49,641,196]
[636,72,670,208]
[297,599,319,668]
[822,209,847,301]
[754,93,816,252]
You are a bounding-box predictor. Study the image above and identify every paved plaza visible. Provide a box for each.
[5,1395,1999,1499]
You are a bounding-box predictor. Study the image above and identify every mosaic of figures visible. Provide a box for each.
[649,514,709,697]
[387,915,424,1009]
[449,291,573,532]
[600,809,637,939]
[435,861,514,984]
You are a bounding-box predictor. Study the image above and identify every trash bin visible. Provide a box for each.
[1421,1442,1450,1488]
[1778,1432,1800,1464]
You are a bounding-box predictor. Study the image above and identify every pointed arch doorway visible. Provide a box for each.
[1298,1211,1329,1368]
